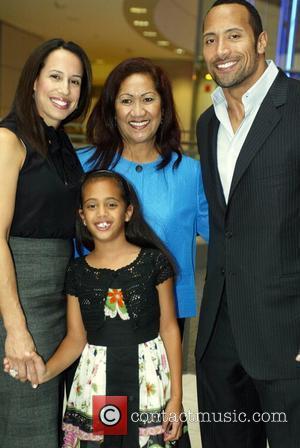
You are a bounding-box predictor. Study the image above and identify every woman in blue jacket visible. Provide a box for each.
[78,57,209,337]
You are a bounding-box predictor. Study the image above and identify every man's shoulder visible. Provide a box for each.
[270,70,300,101]
[286,76,300,96]
[196,105,215,140]
[197,105,215,127]
[272,73,300,116]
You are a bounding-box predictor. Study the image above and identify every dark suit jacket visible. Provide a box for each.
[195,70,300,380]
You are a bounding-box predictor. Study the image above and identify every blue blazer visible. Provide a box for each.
[77,148,209,318]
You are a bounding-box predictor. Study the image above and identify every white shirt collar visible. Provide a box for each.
[211,60,279,114]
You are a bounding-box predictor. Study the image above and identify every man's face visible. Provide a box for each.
[203,3,266,89]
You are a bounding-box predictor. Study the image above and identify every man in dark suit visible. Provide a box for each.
[195,1,300,447]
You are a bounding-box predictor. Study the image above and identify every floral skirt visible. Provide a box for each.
[62,335,179,448]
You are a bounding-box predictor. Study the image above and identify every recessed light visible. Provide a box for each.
[157,40,170,47]
[129,7,148,14]
[133,20,149,27]
[175,48,185,55]
[143,31,157,37]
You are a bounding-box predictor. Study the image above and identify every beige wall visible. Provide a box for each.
[295,54,300,71]
[151,60,215,155]
[0,21,42,117]
[150,59,194,133]
[256,0,279,62]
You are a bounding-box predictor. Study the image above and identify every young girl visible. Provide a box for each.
[7,170,190,448]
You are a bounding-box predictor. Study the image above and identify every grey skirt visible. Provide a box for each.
[0,237,72,448]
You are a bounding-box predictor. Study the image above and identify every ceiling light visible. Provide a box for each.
[175,48,185,55]
[157,40,170,47]
[129,7,148,14]
[143,31,157,37]
[133,20,149,27]
[205,73,213,80]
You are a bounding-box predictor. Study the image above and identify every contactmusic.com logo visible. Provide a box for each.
[93,396,128,435]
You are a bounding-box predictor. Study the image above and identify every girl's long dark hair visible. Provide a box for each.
[76,170,176,272]
[4,38,92,156]
[86,57,182,171]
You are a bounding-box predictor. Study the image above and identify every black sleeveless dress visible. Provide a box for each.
[0,114,83,448]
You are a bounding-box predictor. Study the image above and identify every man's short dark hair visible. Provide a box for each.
[207,0,263,43]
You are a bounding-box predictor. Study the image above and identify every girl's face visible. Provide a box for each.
[115,73,162,148]
[33,48,83,128]
[79,178,133,244]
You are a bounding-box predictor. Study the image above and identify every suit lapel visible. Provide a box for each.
[228,70,288,203]
[207,116,227,212]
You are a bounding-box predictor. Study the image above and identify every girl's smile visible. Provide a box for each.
[80,178,133,244]
[95,221,111,231]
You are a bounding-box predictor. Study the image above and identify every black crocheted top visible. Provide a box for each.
[65,248,174,337]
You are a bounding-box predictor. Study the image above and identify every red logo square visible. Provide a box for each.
[93,395,128,435]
